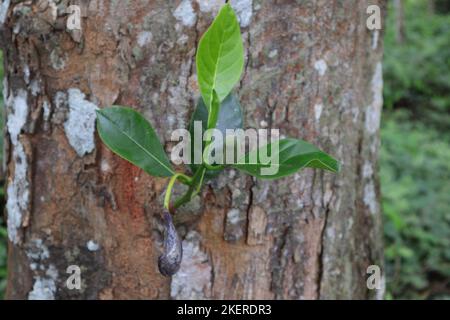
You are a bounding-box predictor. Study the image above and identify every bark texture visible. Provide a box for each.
[1,0,385,299]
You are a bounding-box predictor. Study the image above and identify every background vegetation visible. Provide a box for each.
[382,0,450,299]
[0,0,448,299]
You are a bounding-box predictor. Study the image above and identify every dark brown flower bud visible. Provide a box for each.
[158,210,182,276]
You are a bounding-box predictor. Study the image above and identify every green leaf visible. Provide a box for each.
[196,3,244,109]
[207,90,220,130]
[191,93,244,137]
[232,138,340,179]
[96,106,174,177]
[189,93,243,177]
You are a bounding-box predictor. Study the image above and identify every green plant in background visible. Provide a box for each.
[382,0,450,299]
[384,0,450,130]
[96,4,339,276]
[381,113,450,299]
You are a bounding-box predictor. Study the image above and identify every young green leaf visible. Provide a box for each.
[196,3,244,109]
[189,93,243,178]
[232,138,340,179]
[96,106,174,177]
[191,93,244,137]
[207,90,221,130]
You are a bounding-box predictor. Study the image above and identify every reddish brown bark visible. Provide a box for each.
[2,0,385,300]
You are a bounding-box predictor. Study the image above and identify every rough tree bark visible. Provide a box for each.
[1,0,385,300]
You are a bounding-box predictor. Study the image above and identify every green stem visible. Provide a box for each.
[202,142,225,171]
[172,166,206,210]
[177,173,193,185]
[164,173,193,210]
[168,90,222,211]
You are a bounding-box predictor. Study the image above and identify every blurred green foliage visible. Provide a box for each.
[382,0,450,299]
[383,0,450,130]
[381,113,450,299]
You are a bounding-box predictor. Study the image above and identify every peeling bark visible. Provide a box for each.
[2,0,385,300]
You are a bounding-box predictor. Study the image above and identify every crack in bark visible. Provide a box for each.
[265,96,276,131]
[239,19,251,92]
[317,172,333,299]
[245,176,255,242]
[270,224,291,299]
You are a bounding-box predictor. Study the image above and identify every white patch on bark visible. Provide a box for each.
[314,59,327,76]
[50,50,67,70]
[196,0,223,13]
[351,106,360,123]
[167,59,191,129]
[30,79,41,96]
[247,206,267,245]
[27,239,50,261]
[363,161,374,178]
[173,0,196,27]
[6,89,29,244]
[365,62,383,135]
[230,0,253,27]
[28,265,58,300]
[27,239,58,300]
[364,182,378,215]
[7,90,28,145]
[42,99,51,122]
[372,30,379,50]
[347,217,354,231]
[87,240,100,251]
[23,64,30,84]
[137,31,153,47]
[314,103,323,122]
[171,231,212,299]
[6,143,28,245]
[326,226,336,241]
[268,49,278,58]
[177,33,189,45]
[100,159,111,172]
[226,209,241,225]
[376,274,386,300]
[2,76,8,104]
[232,187,241,200]
[64,88,98,157]
[0,0,10,25]
[54,91,67,108]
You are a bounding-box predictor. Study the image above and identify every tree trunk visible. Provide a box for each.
[1,0,385,300]
[428,0,435,14]
[393,0,405,43]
